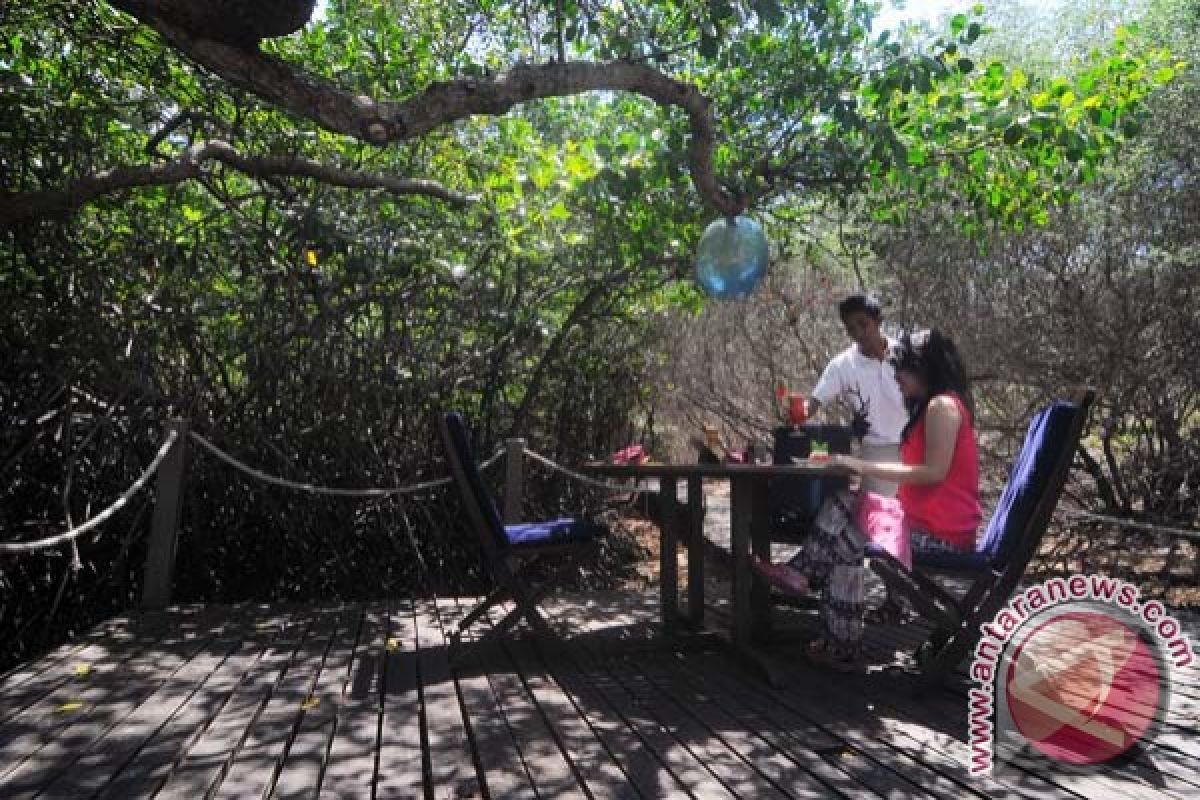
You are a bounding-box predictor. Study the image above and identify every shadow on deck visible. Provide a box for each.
[1,591,1198,799]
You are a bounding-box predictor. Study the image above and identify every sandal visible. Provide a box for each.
[750,555,809,596]
[864,602,910,626]
[804,637,865,674]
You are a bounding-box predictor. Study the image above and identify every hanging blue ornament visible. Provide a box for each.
[694,215,769,299]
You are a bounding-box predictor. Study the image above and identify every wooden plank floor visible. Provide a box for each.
[1,592,1197,799]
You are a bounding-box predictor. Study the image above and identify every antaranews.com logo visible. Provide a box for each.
[967,574,1194,776]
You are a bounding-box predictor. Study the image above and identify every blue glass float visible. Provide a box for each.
[694,215,769,299]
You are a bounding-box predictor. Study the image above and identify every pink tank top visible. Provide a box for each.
[898,393,981,550]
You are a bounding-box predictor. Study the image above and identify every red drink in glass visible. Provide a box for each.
[788,394,807,426]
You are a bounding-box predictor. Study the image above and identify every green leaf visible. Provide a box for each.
[1090,107,1114,127]
[529,162,555,190]
[990,112,1013,131]
[564,151,597,180]
[957,58,975,74]
[1152,66,1175,84]
[753,0,784,26]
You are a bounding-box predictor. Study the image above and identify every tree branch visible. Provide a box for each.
[105,1,743,216]
[0,141,475,228]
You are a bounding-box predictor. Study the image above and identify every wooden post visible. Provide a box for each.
[687,475,705,629]
[659,477,679,630]
[142,418,189,610]
[730,476,752,651]
[503,437,526,524]
[750,478,773,641]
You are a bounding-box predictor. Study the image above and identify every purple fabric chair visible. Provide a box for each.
[439,412,603,649]
[866,390,1095,690]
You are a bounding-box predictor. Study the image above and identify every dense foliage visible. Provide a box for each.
[657,0,1199,602]
[0,0,1186,670]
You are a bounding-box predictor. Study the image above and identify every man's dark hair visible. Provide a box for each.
[837,293,883,322]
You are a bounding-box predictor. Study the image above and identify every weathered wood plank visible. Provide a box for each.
[0,607,235,798]
[680,647,977,800]
[637,651,858,800]
[0,624,157,769]
[461,604,587,800]
[94,612,287,799]
[319,603,387,800]
[0,615,134,719]
[593,649,790,800]
[658,601,1001,799]
[152,610,317,800]
[412,599,482,799]
[211,607,343,799]
[34,608,259,799]
[849,646,1200,800]
[525,614,693,799]
[498,626,636,798]
[562,615,739,799]
[0,609,210,729]
[271,606,365,799]
[862,614,1200,794]
[435,597,538,800]
[3,594,1199,800]
[373,602,424,800]
[734,627,1167,800]
[662,647,897,800]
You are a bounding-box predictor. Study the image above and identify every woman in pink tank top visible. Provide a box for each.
[753,329,981,671]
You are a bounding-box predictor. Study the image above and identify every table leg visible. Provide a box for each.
[687,475,705,629]
[730,475,752,651]
[750,477,773,641]
[729,475,789,686]
[659,476,679,630]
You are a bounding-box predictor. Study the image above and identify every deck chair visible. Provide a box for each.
[867,389,1095,690]
[438,411,604,649]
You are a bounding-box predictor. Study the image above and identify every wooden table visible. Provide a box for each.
[588,461,851,683]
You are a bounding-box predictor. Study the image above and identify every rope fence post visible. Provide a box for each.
[143,418,189,610]
[503,437,526,524]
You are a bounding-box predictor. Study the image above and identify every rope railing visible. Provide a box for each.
[23,426,1194,560]
[188,431,504,498]
[521,448,657,494]
[1056,506,1200,544]
[0,430,180,554]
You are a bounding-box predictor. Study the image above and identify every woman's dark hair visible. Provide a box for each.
[890,328,973,440]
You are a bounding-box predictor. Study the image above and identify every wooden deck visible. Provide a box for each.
[2,591,1198,799]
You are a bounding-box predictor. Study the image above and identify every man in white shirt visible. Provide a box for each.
[808,294,907,496]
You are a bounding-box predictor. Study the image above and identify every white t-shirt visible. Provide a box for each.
[811,337,907,446]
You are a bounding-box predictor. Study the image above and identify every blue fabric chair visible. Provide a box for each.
[439,411,604,648]
[866,390,1095,689]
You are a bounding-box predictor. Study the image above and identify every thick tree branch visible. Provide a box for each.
[107,0,316,47]
[105,1,743,216]
[0,141,475,228]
